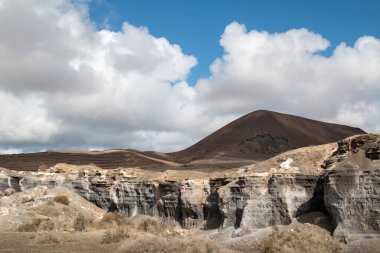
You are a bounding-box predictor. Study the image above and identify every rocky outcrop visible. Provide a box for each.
[0,173,21,192]
[323,134,380,240]
[0,186,105,232]
[216,173,325,233]
[0,168,325,233]
[1,134,379,241]
[325,169,380,240]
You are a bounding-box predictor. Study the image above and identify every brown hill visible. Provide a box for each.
[169,110,366,163]
[0,150,175,172]
[0,110,366,171]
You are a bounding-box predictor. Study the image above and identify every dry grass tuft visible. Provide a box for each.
[117,235,226,253]
[45,200,55,206]
[32,232,60,244]
[256,225,342,253]
[73,213,91,231]
[33,204,60,217]
[99,212,131,244]
[101,223,129,244]
[118,236,168,253]
[168,236,221,253]
[17,218,55,232]
[53,195,70,205]
[137,217,173,235]
[100,212,131,228]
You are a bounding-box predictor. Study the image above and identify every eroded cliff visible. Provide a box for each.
[323,134,380,240]
[1,134,379,241]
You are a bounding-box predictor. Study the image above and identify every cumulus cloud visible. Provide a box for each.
[196,22,380,131]
[0,0,204,152]
[0,1,379,153]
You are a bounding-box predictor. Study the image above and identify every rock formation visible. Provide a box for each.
[0,134,379,242]
[323,134,380,240]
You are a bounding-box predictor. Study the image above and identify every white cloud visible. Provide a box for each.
[0,149,23,155]
[0,92,59,143]
[0,0,203,151]
[196,22,380,132]
[0,1,379,153]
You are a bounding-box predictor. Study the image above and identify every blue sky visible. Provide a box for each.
[0,0,380,152]
[89,0,380,85]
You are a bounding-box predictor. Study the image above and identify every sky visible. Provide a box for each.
[0,0,379,153]
[89,0,380,84]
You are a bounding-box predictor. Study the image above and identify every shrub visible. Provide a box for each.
[39,218,55,231]
[255,225,343,253]
[18,220,39,232]
[17,218,55,232]
[137,218,172,235]
[33,204,60,217]
[100,212,131,228]
[118,236,168,253]
[73,213,90,231]
[117,235,223,253]
[32,232,59,244]
[46,200,55,206]
[167,236,221,253]
[101,223,129,244]
[53,195,70,205]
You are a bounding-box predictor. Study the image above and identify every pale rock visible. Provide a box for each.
[4,188,15,196]
[0,206,8,216]
[280,158,294,170]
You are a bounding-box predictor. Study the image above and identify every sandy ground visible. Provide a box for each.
[0,189,377,253]
[0,186,237,253]
[0,231,118,253]
[1,220,375,253]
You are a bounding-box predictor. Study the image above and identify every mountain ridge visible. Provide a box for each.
[0,110,366,170]
[169,110,366,162]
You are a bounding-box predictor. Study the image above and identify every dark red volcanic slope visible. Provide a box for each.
[0,110,366,171]
[169,110,366,162]
[0,150,169,172]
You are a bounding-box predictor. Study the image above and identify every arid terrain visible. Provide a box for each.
[0,110,365,172]
[170,110,365,163]
[0,111,378,253]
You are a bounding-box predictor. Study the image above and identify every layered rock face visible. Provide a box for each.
[0,169,324,232]
[1,134,379,240]
[209,173,325,233]
[323,134,380,240]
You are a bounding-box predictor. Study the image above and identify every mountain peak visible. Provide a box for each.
[171,110,366,163]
